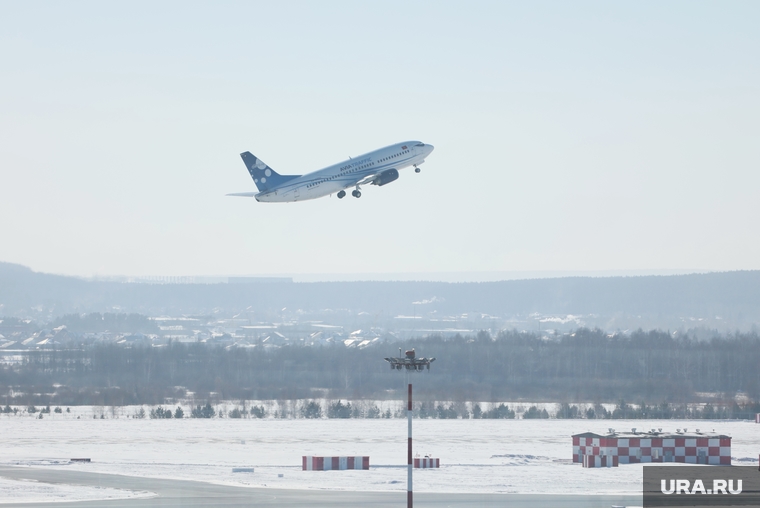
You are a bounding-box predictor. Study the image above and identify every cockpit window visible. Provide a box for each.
[415,143,425,147]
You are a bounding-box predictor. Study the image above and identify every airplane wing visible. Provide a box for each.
[351,167,400,188]
[226,192,257,197]
[355,173,382,186]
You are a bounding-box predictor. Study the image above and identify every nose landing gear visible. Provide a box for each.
[414,165,421,173]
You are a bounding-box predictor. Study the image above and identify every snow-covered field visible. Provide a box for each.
[0,476,154,504]
[2,410,759,503]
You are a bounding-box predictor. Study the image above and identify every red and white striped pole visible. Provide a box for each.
[407,382,413,508]
[385,351,432,508]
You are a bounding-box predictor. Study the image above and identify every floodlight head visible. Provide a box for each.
[384,348,434,374]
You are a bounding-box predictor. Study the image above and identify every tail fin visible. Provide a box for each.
[240,152,300,192]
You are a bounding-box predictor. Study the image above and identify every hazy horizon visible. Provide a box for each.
[0,260,719,283]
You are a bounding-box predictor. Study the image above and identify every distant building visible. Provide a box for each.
[572,429,731,465]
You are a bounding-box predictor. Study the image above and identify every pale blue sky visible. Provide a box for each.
[1,1,758,278]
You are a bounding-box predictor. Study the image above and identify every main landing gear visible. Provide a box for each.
[338,187,361,200]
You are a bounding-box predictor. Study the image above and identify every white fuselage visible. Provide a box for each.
[254,141,433,202]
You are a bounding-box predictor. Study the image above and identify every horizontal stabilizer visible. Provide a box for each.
[226,192,257,197]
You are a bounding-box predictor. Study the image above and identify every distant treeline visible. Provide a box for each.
[5,399,759,421]
[2,328,760,408]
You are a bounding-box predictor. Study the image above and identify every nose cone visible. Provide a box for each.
[425,144,434,156]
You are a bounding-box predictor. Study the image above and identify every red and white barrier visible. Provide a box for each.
[414,458,439,468]
[302,456,369,470]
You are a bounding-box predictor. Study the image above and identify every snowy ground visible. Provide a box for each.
[0,474,154,504]
[1,410,759,503]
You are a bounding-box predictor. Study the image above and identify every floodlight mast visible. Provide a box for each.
[383,348,435,508]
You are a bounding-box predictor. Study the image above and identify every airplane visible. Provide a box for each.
[227,140,434,202]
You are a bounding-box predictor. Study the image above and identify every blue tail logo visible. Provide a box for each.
[240,152,299,192]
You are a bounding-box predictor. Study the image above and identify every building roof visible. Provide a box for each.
[573,429,730,439]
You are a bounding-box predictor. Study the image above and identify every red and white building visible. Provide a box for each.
[572,429,731,466]
[302,456,369,470]
[582,455,618,468]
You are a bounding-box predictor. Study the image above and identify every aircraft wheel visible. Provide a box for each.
[352,190,361,198]
[415,167,421,173]
[337,190,346,199]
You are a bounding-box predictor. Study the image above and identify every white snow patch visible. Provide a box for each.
[0,475,154,504]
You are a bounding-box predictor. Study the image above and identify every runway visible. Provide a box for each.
[0,466,640,507]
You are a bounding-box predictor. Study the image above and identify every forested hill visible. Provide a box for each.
[1,262,759,328]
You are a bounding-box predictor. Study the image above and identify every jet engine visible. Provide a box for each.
[373,168,399,186]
